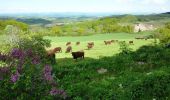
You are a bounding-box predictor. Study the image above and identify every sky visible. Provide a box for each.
[0,0,170,14]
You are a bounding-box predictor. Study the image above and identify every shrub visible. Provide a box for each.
[130,71,170,100]
[119,41,132,54]
[0,48,66,99]
[0,35,65,99]
[158,22,170,44]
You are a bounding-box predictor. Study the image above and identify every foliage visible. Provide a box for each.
[119,41,132,54]
[120,15,138,23]
[0,36,66,99]
[49,15,135,36]
[0,19,28,31]
[130,71,170,100]
[158,22,170,44]
[52,44,170,99]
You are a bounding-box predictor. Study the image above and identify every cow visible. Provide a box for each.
[111,40,115,43]
[71,51,84,60]
[88,42,94,46]
[65,46,72,53]
[129,41,134,45]
[104,41,112,45]
[76,42,80,45]
[135,37,144,40]
[87,44,93,49]
[54,47,62,53]
[115,40,119,42]
[66,42,71,46]
[46,49,56,64]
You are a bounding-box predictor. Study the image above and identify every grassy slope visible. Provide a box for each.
[45,32,155,58]
[53,45,170,99]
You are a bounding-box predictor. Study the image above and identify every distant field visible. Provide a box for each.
[45,33,155,59]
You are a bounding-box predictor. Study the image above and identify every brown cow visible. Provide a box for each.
[65,46,72,53]
[104,41,112,45]
[135,37,144,40]
[46,49,56,64]
[47,49,55,56]
[88,42,94,46]
[66,42,71,46]
[111,40,115,43]
[87,44,93,49]
[76,42,80,45]
[129,41,134,45]
[54,47,62,53]
[72,51,84,60]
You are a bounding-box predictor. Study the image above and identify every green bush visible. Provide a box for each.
[130,71,170,100]
[158,22,170,44]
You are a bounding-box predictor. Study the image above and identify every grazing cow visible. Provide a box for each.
[88,42,94,46]
[54,47,62,53]
[87,44,93,49]
[135,37,144,40]
[71,51,84,60]
[76,42,80,45]
[104,41,112,45]
[46,49,56,64]
[66,42,71,46]
[129,41,134,45]
[65,46,72,53]
[111,40,115,43]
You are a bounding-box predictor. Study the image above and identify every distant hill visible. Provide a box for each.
[16,18,52,25]
[162,12,170,14]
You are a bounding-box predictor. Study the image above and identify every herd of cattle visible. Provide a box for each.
[45,38,143,60]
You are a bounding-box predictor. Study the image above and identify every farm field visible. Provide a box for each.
[1,4,170,99]
[45,33,155,59]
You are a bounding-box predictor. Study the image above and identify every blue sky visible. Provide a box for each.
[0,0,170,14]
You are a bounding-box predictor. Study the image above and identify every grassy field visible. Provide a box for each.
[45,33,155,59]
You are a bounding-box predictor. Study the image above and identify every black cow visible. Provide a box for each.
[71,51,84,59]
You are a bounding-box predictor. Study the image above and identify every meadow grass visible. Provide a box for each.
[45,33,155,58]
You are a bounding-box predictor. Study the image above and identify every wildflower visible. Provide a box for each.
[43,65,53,81]
[11,48,24,59]
[50,87,66,98]
[11,71,20,83]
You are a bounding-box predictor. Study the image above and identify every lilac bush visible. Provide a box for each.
[0,48,66,99]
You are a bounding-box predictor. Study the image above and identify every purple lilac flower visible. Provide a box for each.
[50,87,66,97]
[32,55,41,65]
[43,65,53,81]
[11,71,20,83]
[11,48,25,59]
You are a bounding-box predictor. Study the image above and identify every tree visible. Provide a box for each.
[158,22,170,43]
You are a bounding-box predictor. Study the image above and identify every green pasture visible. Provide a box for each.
[45,33,155,59]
